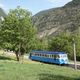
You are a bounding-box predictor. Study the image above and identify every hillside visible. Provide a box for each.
[32,0,80,38]
[0,8,6,18]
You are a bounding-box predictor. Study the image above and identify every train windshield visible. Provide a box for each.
[60,54,67,58]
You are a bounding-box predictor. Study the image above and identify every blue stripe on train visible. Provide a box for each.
[30,56,67,64]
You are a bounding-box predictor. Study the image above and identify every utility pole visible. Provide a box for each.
[73,38,77,70]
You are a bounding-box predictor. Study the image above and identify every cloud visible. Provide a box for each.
[0,3,4,8]
[47,0,72,3]
[47,0,56,3]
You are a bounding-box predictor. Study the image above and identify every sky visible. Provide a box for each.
[0,0,72,15]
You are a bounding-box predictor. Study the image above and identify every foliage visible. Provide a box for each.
[0,7,37,61]
[34,37,49,50]
[48,33,80,60]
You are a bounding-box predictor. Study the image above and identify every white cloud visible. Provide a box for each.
[47,0,56,3]
[47,0,72,3]
[0,3,4,8]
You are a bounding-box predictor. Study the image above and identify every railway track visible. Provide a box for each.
[25,55,80,70]
[67,62,80,70]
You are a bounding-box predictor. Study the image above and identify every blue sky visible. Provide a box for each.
[0,0,72,15]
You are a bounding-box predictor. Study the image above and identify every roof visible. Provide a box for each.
[31,50,65,54]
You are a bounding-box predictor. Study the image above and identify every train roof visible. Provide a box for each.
[31,50,66,54]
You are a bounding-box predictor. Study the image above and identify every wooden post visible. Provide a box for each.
[73,38,77,70]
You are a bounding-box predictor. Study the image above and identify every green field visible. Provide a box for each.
[0,50,80,80]
[0,58,80,80]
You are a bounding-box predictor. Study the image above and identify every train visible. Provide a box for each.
[29,50,68,65]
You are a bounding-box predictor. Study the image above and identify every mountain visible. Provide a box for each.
[0,8,6,20]
[32,0,80,38]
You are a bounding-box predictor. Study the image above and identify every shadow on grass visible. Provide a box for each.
[38,73,80,80]
[0,56,15,61]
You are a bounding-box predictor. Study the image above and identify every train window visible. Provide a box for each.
[42,54,49,58]
[42,54,44,57]
[39,54,41,56]
[44,54,46,57]
[57,55,59,58]
[60,54,67,58]
[38,54,40,56]
[48,54,51,58]
[38,54,39,56]
[45,54,47,57]
[63,54,67,57]
[43,54,45,57]
[53,54,59,59]
[54,54,56,59]
[56,55,60,59]
[41,53,44,57]
[49,55,51,58]
[49,54,52,58]
[39,54,40,56]
[52,55,54,58]
[48,54,50,58]
[35,53,38,56]
[47,54,48,57]
[35,53,37,56]
[47,54,49,58]
[37,54,39,56]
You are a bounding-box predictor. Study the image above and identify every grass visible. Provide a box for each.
[0,60,79,80]
[0,51,80,80]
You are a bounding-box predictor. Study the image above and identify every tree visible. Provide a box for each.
[35,38,48,50]
[0,7,37,61]
[48,33,73,59]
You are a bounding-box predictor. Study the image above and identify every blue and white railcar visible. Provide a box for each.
[29,51,68,65]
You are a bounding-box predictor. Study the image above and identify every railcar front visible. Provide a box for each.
[59,54,68,64]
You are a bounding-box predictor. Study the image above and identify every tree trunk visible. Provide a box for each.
[15,53,19,61]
